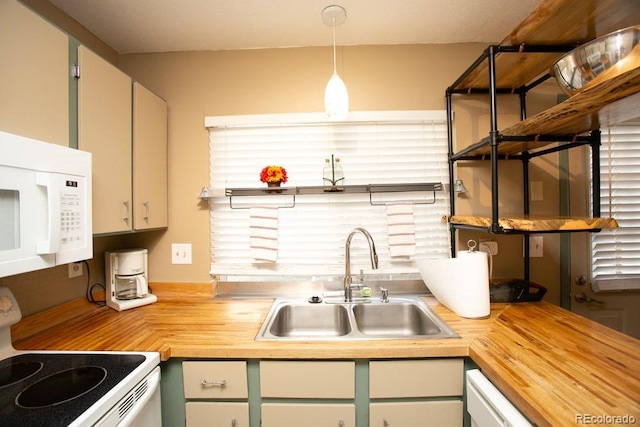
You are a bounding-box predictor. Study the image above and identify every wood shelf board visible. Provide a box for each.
[453,138,575,159]
[454,68,640,158]
[503,68,640,137]
[449,215,618,232]
[457,52,564,90]
[454,0,640,90]
[502,0,640,46]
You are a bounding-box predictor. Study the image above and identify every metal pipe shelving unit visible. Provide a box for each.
[445,44,608,282]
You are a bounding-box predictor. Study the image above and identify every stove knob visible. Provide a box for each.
[0,296,13,315]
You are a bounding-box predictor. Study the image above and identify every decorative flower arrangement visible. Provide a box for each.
[260,165,288,184]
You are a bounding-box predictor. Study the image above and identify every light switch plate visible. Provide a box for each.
[172,243,192,264]
[529,235,543,257]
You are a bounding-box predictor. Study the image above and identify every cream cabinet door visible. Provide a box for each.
[78,46,132,234]
[261,403,355,427]
[260,361,355,398]
[0,0,68,145]
[370,401,463,427]
[132,82,168,230]
[186,402,249,427]
[369,359,463,398]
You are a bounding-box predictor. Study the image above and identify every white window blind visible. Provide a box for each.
[591,125,640,291]
[206,111,450,280]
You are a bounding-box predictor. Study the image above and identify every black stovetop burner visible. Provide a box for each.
[0,353,144,427]
[0,360,43,388]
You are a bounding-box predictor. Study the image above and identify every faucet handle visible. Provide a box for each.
[380,287,389,303]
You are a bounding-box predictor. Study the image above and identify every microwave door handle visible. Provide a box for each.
[35,172,61,255]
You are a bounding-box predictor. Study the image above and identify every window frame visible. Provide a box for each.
[205,111,451,282]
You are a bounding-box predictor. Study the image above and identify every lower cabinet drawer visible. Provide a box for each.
[186,402,249,427]
[369,359,463,398]
[183,361,248,399]
[261,403,356,427]
[260,361,355,398]
[370,401,463,427]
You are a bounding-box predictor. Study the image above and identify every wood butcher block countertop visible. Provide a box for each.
[10,283,640,426]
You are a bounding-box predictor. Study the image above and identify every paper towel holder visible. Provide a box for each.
[467,239,477,252]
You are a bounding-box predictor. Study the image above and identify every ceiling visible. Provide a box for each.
[47,0,542,54]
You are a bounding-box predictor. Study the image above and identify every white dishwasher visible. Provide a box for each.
[466,369,533,427]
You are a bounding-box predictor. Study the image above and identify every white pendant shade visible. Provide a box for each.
[325,71,349,119]
[322,5,348,120]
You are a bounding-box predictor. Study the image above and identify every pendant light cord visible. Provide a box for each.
[332,17,337,73]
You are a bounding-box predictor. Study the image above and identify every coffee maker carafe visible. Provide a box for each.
[105,249,157,311]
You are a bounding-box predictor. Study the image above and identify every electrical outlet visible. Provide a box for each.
[529,235,543,257]
[172,243,192,264]
[68,262,83,278]
[479,240,498,256]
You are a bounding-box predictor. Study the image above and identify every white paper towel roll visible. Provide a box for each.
[416,251,490,319]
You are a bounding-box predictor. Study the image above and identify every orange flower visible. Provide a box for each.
[260,165,288,183]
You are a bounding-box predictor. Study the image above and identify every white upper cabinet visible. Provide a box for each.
[0,0,68,145]
[77,45,133,234]
[133,82,168,230]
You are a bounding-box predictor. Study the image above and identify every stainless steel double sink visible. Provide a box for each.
[256,295,459,340]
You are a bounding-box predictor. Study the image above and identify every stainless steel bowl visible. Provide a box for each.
[550,25,640,95]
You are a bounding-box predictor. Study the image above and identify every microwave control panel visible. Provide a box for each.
[59,175,87,249]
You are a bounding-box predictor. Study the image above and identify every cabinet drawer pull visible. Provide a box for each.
[200,379,227,387]
[122,200,130,222]
[338,420,344,427]
[143,201,150,220]
[383,419,390,427]
[231,419,236,427]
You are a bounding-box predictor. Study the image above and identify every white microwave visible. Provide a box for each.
[0,131,92,278]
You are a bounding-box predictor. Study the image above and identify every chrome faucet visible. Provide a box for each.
[344,228,379,302]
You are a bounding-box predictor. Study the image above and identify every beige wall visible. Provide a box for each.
[115,43,484,283]
[3,0,567,313]
[118,45,563,303]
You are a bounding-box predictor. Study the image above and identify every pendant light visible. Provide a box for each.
[322,5,349,120]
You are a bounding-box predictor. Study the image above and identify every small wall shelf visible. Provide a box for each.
[221,182,443,209]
